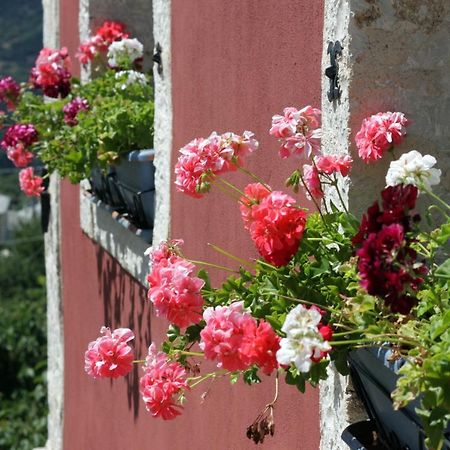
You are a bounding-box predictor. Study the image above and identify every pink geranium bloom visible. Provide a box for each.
[1,124,38,150]
[315,154,353,177]
[200,302,257,371]
[270,106,321,158]
[200,302,280,374]
[30,47,72,98]
[240,320,280,375]
[6,144,34,168]
[240,182,271,229]
[175,131,258,198]
[147,241,204,328]
[18,168,44,197]
[302,164,323,200]
[245,191,307,267]
[0,76,20,111]
[63,97,90,126]
[140,344,188,420]
[355,111,408,163]
[84,326,135,379]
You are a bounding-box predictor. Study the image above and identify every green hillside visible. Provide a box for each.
[0,0,43,81]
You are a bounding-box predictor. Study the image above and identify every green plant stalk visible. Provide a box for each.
[237,165,272,191]
[208,243,255,269]
[188,259,239,274]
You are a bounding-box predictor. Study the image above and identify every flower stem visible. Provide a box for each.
[207,243,255,269]
[133,359,145,364]
[188,370,230,389]
[237,166,272,191]
[188,259,240,273]
[424,188,450,214]
[174,350,204,358]
[332,174,349,215]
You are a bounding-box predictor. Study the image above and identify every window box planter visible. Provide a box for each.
[345,348,450,450]
[89,149,155,233]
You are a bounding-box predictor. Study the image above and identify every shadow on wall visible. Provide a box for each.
[95,245,152,420]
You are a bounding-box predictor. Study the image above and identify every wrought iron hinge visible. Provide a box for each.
[153,42,163,75]
[325,41,343,102]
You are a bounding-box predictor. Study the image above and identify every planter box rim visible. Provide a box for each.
[123,148,155,162]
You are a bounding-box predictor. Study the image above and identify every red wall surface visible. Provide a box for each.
[59,1,324,449]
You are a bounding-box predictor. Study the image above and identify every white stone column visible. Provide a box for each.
[320,1,450,448]
[151,0,172,247]
[42,1,64,449]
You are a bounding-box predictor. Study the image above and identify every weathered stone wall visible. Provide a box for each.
[320,1,450,448]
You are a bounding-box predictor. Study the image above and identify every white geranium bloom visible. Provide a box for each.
[281,304,322,338]
[277,336,331,373]
[107,38,144,68]
[115,70,147,89]
[386,150,441,191]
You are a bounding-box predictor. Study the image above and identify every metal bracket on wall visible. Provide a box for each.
[153,42,163,75]
[325,40,343,102]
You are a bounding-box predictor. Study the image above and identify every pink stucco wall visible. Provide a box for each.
[59,1,324,449]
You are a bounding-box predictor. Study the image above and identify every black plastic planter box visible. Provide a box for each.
[346,348,450,450]
[89,149,155,232]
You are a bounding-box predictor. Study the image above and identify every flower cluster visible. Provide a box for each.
[107,38,144,68]
[1,123,38,168]
[302,154,353,201]
[353,184,426,314]
[84,327,135,379]
[240,184,307,266]
[355,111,408,162]
[386,150,441,192]
[18,168,45,197]
[30,47,72,98]
[175,131,258,198]
[147,241,204,328]
[276,305,332,373]
[269,106,321,158]
[140,344,188,420]
[62,97,90,126]
[77,21,129,64]
[200,302,280,374]
[114,70,148,89]
[0,76,20,111]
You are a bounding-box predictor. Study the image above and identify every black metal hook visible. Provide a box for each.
[153,42,163,75]
[325,41,343,102]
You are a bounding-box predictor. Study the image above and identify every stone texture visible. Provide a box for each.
[151,0,172,250]
[320,1,450,449]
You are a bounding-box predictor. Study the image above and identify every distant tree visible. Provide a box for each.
[0,218,47,450]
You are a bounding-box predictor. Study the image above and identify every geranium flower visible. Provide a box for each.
[270,106,321,158]
[0,76,20,111]
[107,38,144,68]
[355,111,408,162]
[1,124,38,150]
[315,154,353,177]
[240,182,271,229]
[30,47,72,98]
[76,21,128,64]
[385,150,441,191]
[276,304,332,372]
[248,191,307,266]
[140,344,188,420]
[84,326,135,378]
[147,241,204,328]
[6,144,34,168]
[114,70,148,89]
[63,97,90,126]
[200,302,280,374]
[302,164,323,200]
[18,168,44,197]
[175,131,258,198]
